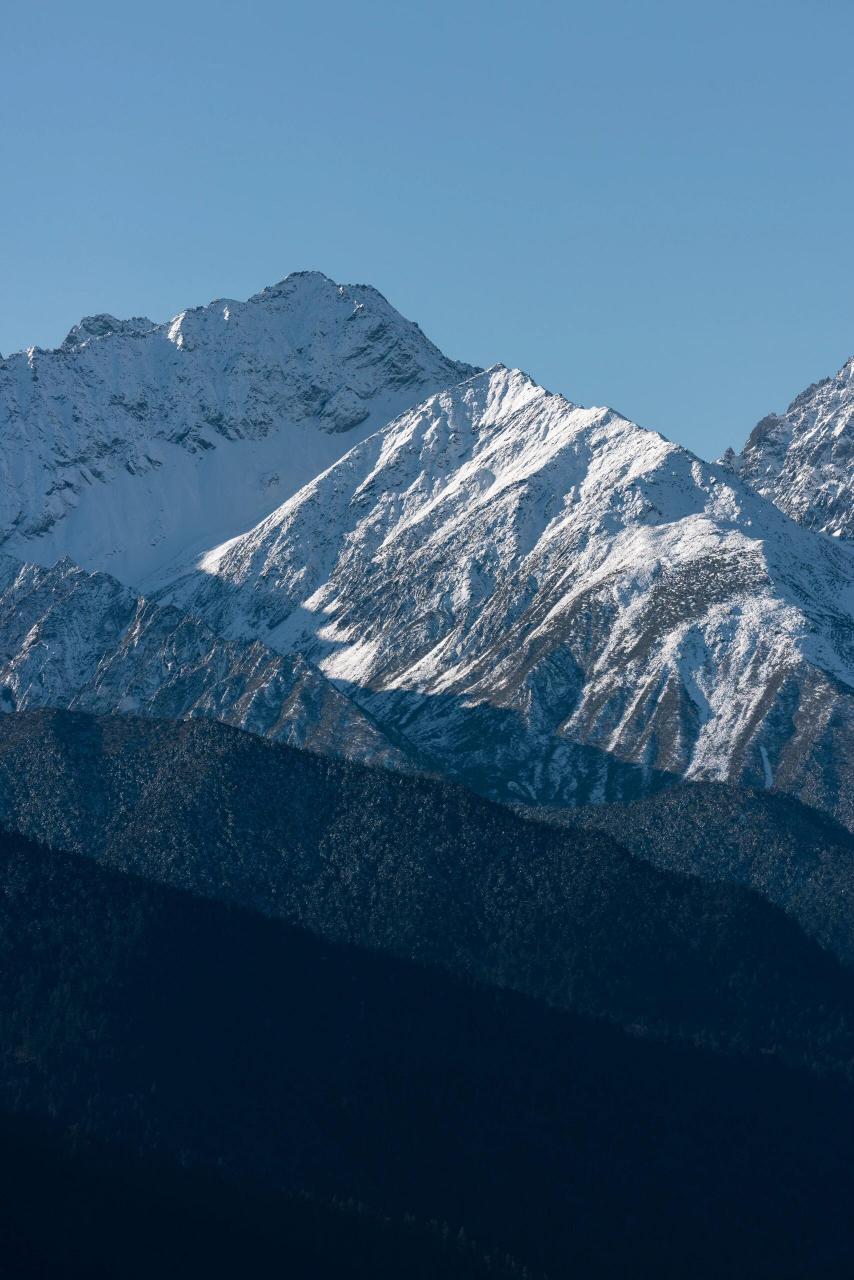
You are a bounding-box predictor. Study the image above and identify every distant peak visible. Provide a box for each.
[247,273,406,322]
[248,270,341,303]
[474,363,541,387]
[62,314,156,349]
[51,554,82,575]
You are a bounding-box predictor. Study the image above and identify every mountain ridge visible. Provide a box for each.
[1,706,853,1072]
[0,270,477,588]
[0,554,413,771]
[3,273,853,826]
[154,362,854,825]
[724,350,854,539]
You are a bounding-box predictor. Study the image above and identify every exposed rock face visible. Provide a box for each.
[156,365,854,823]
[724,353,854,539]
[0,272,475,587]
[0,556,409,771]
[2,274,853,826]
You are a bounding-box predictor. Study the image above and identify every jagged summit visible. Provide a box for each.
[61,313,157,348]
[251,267,337,291]
[249,269,379,304]
[0,271,477,587]
[17,272,442,360]
[727,350,854,539]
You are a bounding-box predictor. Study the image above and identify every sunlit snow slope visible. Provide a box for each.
[159,365,854,821]
[4,271,854,824]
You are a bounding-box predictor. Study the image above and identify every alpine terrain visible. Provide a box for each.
[723,353,854,539]
[0,271,475,587]
[2,269,854,1278]
[0,555,409,769]
[1,283,852,829]
[155,363,854,824]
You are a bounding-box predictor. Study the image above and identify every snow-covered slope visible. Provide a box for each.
[723,353,854,539]
[5,270,853,825]
[158,365,854,823]
[0,556,410,770]
[0,272,475,588]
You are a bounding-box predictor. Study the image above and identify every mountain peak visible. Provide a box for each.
[62,313,156,349]
[732,350,854,539]
[0,272,478,588]
[152,348,854,825]
[247,269,341,303]
[247,271,401,318]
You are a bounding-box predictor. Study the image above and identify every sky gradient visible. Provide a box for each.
[3,0,854,458]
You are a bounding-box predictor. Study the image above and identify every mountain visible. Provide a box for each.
[723,353,854,539]
[1,1113,528,1280]
[535,781,854,967]
[0,272,475,588]
[1,708,853,1071]
[6,276,853,826]
[157,364,854,826]
[3,831,854,1278]
[0,555,410,770]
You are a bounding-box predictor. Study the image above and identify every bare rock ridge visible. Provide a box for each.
[0,555,409,771]
[723,352,854,539]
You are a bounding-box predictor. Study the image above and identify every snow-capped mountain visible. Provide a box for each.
[0,272,475,588]
[723,353,854,539]
[0,556,410,769]
[158,365,854,823]
[4,270,853,825]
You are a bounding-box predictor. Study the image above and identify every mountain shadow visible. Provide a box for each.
[529,780,854,967]
[1,709,853,1075]
[0,1111,529,1280]
[2,831,854,1279]
[328,676,677,807]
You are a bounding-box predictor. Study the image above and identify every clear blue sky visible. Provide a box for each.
[3,0,854,458]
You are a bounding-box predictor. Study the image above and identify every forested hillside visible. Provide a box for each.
[1,710,853,1071]
[2,831,854,1278]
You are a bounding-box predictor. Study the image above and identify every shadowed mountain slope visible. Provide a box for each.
[532,781,854,967]
[0,1112,528,1280]
[1,708,853,1072]
[0,555,412,770]
[725,351,854,539]
[1,831,853,1278]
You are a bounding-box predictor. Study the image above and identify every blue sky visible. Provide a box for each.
[2,0,853,457]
